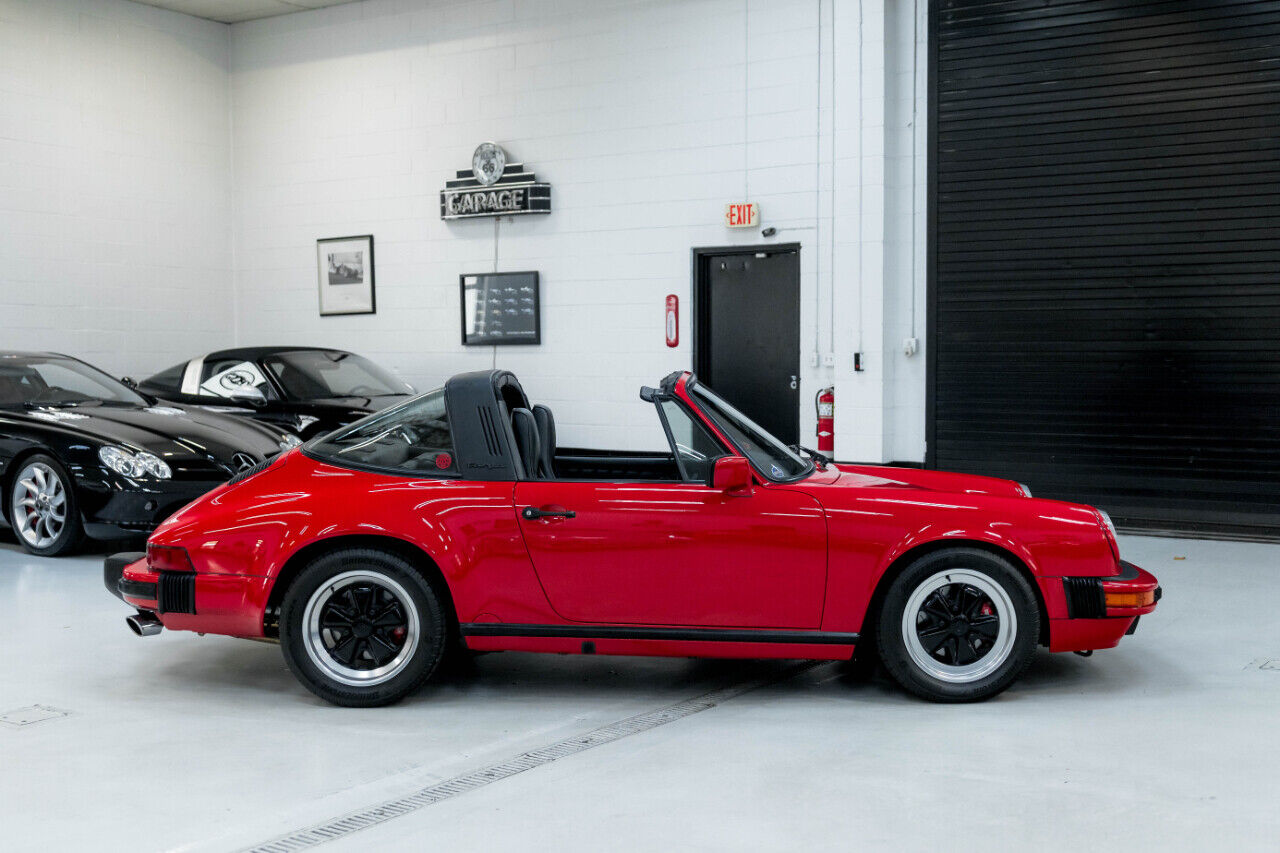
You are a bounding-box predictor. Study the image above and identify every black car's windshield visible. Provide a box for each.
[689,382,812,481]
[262,350,411,400]
[308,389,456,475]
[0,355,147,408]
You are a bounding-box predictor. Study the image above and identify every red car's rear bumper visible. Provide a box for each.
[1048,561,1161,653]
[104,553,268,638]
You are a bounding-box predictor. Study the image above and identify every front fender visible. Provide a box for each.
[817,494,1116,633]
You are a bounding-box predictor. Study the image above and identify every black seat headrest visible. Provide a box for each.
[532,404,556,478]
[510,407,540,479]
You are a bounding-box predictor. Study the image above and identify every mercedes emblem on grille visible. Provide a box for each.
[231,453,257,473]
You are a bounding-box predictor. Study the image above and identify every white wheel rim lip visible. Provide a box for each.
[11,462,66,549]
[302,570,420,688]
[901,568,1017,684]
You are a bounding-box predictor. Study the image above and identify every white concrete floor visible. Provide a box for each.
[2,532,1278,852]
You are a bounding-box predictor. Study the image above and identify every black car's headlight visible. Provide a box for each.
[99,446,172,479]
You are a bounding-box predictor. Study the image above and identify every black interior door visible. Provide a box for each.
[694,246,800,445]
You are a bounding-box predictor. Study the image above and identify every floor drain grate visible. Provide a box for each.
[0,705,71,728]
[245,661,820,853]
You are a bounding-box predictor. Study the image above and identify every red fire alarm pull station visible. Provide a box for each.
[665,295,679,347]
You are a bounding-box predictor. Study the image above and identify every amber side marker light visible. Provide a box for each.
[147,543,194,573]
[1105,589,1155,608]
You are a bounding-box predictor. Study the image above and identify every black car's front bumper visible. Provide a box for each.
[78,476,228,539]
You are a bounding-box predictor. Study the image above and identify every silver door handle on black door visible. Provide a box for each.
[522,507,576,520]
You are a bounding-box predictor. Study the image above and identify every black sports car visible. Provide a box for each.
[0,352,300,557]
[136,347,413,439]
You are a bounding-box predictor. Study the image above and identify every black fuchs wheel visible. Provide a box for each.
[876,547,1039,703]
[8,454,84,557]
[280,548,448,707]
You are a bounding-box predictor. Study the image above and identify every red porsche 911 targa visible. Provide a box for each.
[106,370,1159,706]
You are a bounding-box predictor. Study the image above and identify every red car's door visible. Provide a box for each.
[513,481,827,628]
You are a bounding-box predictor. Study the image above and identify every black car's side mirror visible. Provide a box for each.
[120,377,137,388]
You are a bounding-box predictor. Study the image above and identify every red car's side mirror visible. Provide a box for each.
[711,456,753,496]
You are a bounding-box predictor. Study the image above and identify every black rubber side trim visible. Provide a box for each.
[1063,576,1107,619]
[157,571,196,615]
[460,623,860,645]
[118,578,158,600]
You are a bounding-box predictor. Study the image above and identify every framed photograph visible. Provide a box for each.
[460,271,540,346]
[317,235,375,316]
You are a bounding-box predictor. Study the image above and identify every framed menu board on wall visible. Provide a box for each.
[460,271,540,346]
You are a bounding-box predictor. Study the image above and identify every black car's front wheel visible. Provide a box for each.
[877,547,1039,702]
[280,548,447,706]
[8,454,83,557]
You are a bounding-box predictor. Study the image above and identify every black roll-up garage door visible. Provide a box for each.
[928,0,1280,537]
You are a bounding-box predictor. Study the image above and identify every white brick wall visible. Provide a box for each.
[0,0,232,377]
[228,0,927,456]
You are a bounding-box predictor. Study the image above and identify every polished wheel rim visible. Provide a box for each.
[11,462,67,549]
[901,569,1016,684]
[302,570,420,687]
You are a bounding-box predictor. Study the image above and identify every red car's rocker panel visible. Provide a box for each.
[106,369,1159,705]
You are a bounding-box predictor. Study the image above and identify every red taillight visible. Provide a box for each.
[147,543,193,573]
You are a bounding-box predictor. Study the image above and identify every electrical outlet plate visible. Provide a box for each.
[822,354,835,367]
[903,337,919,357]
[808,353,819,367]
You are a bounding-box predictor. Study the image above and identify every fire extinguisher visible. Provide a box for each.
[815,386,834,455]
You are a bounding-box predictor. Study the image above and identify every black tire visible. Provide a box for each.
[280,548,448,707]
[7,453,84,557]
[876,547,1039,703]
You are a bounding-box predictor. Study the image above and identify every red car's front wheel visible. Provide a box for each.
[280,548,447,706]
[877,547,1039,703]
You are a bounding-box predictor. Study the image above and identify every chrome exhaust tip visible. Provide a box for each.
[126,611,163,637]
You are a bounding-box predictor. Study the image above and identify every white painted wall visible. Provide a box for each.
[228,0,928,457]
[881,0,928,462]
[0,0,232,376]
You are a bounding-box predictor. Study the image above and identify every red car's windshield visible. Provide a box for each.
[688,382,811,481]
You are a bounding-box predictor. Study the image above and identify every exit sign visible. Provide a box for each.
[724,202,759,228]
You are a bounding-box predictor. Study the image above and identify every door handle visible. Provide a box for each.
[522,506,576,520]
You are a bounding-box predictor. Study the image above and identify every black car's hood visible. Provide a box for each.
[17,402,283,461]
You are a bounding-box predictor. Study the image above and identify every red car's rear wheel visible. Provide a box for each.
[280,548,447,706]
[876,547,1039,703]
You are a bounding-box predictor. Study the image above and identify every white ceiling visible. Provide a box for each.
[130,0,364,24]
